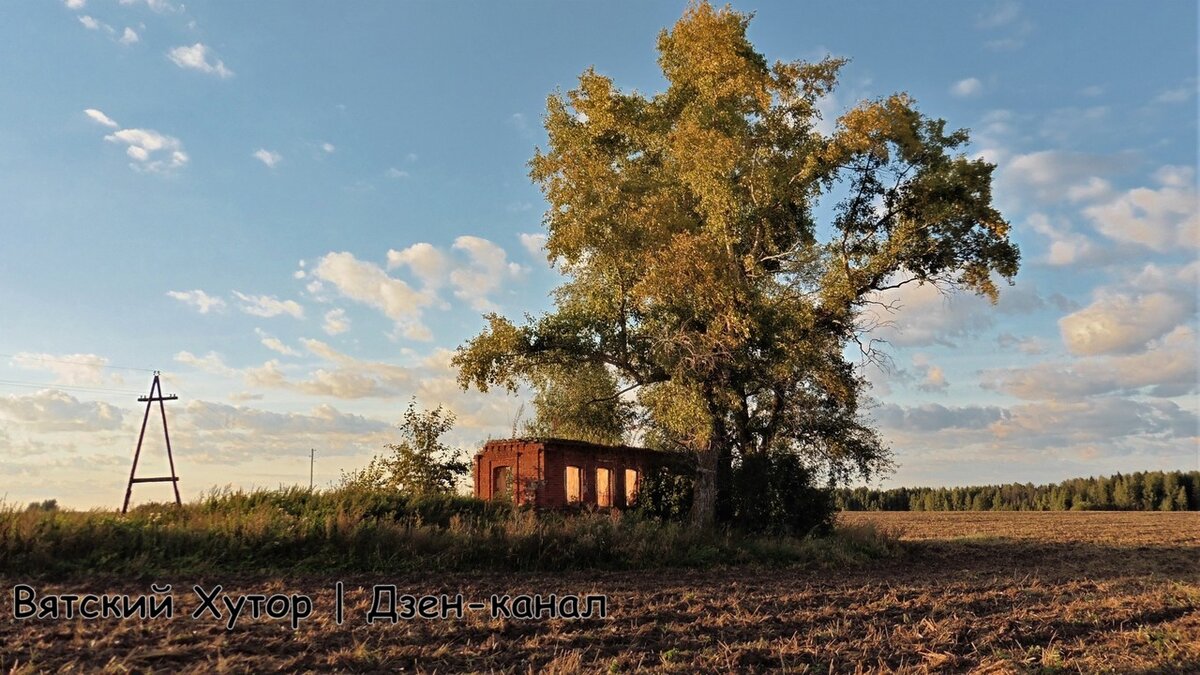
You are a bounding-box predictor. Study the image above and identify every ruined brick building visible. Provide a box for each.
[472,438,674,509]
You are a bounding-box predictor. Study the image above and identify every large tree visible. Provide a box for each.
[523,362,634,446]
[454,2,1019,527]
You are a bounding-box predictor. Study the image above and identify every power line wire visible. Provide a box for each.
[0,352,156,373]
[0,378,144,396]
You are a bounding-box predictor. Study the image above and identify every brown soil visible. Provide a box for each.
[2,511,1197,673]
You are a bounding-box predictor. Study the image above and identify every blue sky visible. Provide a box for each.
[1,1,1196,508]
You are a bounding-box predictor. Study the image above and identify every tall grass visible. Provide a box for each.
[0,487,899,578]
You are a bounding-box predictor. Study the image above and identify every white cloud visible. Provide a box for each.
[1153,81,1195,104]
[386,167,410,179]
[449,236,527,310]
[10,352,120,387]
[238,341,523,440]
[119,0,176,11]
[862,276,1045,348]
[1038,106,1109,144]
[1059,291,1191,356]
[252,149,282,168]
[232,291,304,319]
[322,309,350,335]
[1001,150,1126,203]
[167,43,233,78]
[1057,261,1198,357]
[315,238,530,336]
[875,403,1007,433]
[976,2,1033,52]
[1025,213,1109,267]
[83,108,119,128]
[261,338,298,356]
[244,356,399,400]
[312,252,435,340]
[987,397,1195,448]
[166,289,225,314]
[387,243,449,288]
[1065,177,1113,203]
[174,350,238,377]
[1129,259,1200,293]
[911,354,949,393]
[78,15,101,30]
[519,232,547,259]
[119,27,139,45]
[183,400,388,435]
[64,0,86,9]
[872,395,1196,488]
[256,330,299,357]
[173,400,393,464]
[996,333,1049,355]
[984,326,1198,400]
[977,1,1020,28]
[241,359,287,389]
[0,390,125,432]
[321,142,336,154]
[104,127,188,172]
[86,112,187,173]
[950,77,983,98]
[1082,166,1199,252]
[968,110,1014,164]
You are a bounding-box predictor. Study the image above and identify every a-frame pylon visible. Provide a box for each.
[122,371,182,513]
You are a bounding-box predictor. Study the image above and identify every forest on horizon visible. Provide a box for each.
[836,470,1199,512]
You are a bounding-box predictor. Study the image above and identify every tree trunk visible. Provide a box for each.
[715,440,733,522]
[689,442,718,529]
[689,386,726,529]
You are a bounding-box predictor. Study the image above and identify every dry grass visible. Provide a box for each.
[841,510,1200,546]
[0,490,888,575]
[2,511,1197,673]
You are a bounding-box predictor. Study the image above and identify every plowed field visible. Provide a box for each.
[3,511,1197,673]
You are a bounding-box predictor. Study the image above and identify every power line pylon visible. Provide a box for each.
[122,371,182,513]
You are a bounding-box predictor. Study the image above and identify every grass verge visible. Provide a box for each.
[0,487,900,578]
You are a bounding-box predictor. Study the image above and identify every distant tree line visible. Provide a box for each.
[836,471,1199,512]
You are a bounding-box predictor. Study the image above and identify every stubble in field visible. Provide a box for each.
[2,511,1197,673]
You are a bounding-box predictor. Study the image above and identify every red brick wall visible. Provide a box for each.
[542,446,655,508]
[475,439,672,509]
[472,440,544,506]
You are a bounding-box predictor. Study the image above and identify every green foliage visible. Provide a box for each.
[0,487,898,578]
[340,400,469,495]
[636,452,835,537]
[194,485,512,526]
[453,1,1019,527]
[836,470,1200,512]
[635,466,695,522]
[524,363,634,445]
[730,453,834,536]
[25,499,58,512]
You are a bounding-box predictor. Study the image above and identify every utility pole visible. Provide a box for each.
[309,448,315,491]
[123,372,182,513]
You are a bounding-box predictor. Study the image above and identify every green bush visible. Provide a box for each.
[0,486,889,578]
[730,452,834,536]
[635,452,835,536]
[635,466,694,522]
